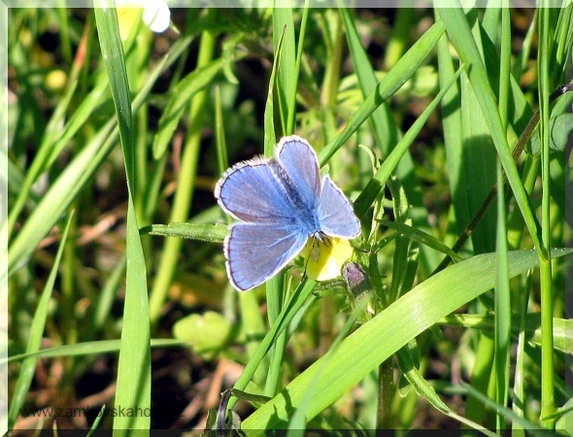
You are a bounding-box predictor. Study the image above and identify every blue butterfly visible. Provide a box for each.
[215,135,361,291]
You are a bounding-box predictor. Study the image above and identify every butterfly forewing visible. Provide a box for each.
[215,158,299,223]
[276,136,321,211]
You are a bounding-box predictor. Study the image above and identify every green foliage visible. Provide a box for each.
[6,5,572,435]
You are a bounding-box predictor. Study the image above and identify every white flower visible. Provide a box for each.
[115,0,171,40]
[142,0,170,33]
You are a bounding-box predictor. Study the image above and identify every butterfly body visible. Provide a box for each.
[215,136,360,291]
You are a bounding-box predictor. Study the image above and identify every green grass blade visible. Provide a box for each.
[380,220,463,262]
[353,65,464,219]
[241,248,572,431]
[319,16,446,165]
[494,7,512,431]
[340,6,439,274]
[7,31,192,280]
[93,3,150,432]
[4,339,185,365]
[261,19,287,398]
[437,5,543,255]
[8,213,74,430]
[463,383,550,437]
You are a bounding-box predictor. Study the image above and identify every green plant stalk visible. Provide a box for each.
[320,11,342,110]
[494,6,511,432]
[285,2,309,134]
[537,5,555,425]
[272,7,295,135]
[377,359,395,428]
[263,20,288,396]
[148,30,215,326]
[494,160,511,432]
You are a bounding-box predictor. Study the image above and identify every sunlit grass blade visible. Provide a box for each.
[241,248,572,431]
[437,5,543,255]
[93,3,150,432]
[319,14,446,165]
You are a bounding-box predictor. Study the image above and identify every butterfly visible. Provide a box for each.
[214,135,361,291]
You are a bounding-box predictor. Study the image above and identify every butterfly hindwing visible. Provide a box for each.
[225,222,308,291]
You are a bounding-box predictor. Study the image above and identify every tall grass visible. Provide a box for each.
[6,4,572,434]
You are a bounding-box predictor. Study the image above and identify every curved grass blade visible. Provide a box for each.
[241,248,572,431]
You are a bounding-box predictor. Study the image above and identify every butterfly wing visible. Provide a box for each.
[276,136,321,211]
[317,175,361,239]
[224,222,308,291]
[215,158,298,223]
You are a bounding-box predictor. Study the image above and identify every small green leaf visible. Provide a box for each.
[173,311,232,359]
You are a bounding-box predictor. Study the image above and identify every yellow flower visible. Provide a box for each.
[115,0,171,40]
[302,237,354,281]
